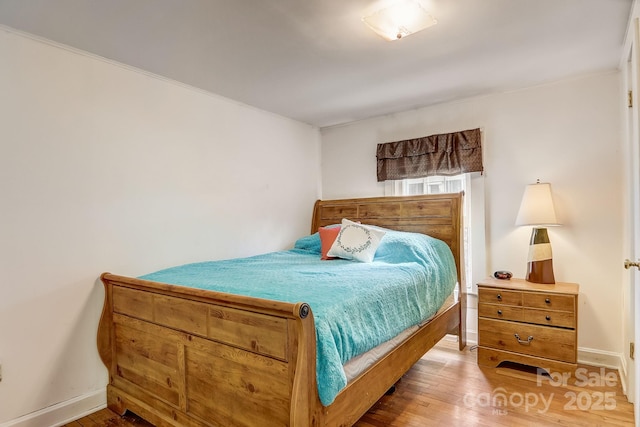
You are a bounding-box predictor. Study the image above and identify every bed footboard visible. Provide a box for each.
[98,273,318,427]
[98,272,464,427]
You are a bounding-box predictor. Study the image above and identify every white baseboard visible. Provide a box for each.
[0,389,106,427]
[466,330,478,345]
[578,346,623,369]
[578,347,627,395]
[619,355,628,396]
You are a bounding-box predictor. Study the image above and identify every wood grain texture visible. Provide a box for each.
[478,277,579,295]
[72,340,634,427]
[97,194,466,426]
[477,278,579,373]
[478,318,576,362]
[311,193,464,285]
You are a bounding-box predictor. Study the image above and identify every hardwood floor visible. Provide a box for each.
[67,339,634,427]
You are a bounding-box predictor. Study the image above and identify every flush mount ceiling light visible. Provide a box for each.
[362,0,437,41]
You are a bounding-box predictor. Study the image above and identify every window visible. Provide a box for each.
[395,175,466,196]
[385,173,485,293]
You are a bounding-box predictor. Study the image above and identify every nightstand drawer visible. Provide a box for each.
[523,293,575,312]
[523,308,575,328]
[478,288,521,306]
[478,303,523,321]
[478,318,576,363]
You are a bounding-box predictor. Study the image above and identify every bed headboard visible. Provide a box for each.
[311,193,464,284]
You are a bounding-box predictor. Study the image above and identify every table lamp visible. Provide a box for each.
[515,180,560,284]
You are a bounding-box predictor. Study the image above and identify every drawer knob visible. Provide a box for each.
[545,315,551,321]
[496,294,502,301]
[497,309,503,315]
[514,333,534,345]
[545,298,551,304]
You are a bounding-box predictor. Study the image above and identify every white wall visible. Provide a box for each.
[321,72,624,359]
[0,28,321,424]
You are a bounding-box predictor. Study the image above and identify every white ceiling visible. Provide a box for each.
[0,0,633,128]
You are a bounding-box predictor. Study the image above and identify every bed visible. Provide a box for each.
[97,193,467,427]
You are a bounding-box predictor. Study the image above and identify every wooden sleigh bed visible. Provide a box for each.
[97,193,467,427]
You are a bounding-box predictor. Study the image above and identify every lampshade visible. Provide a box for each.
[515,181,560,226]
[516,180,560,284]
[362,0,437,41]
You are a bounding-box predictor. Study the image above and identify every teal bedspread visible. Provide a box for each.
[140,228,457,406]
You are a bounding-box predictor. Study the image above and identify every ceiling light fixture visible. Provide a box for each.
[362,0,437,41]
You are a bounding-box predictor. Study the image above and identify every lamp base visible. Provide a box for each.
[525,227,555,284]
[526,259,555,284]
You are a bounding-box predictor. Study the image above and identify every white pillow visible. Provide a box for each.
[327,218,386,262]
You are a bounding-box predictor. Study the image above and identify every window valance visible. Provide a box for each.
[376,128,483,181]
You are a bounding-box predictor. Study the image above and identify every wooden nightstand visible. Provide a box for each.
[477,277,579,373]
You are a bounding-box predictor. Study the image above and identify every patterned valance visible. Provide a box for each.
[376,128,483,182]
